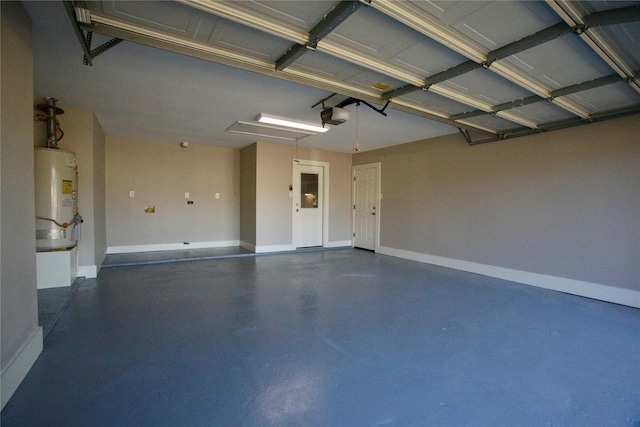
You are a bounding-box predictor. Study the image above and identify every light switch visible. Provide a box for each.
[185,192,189,199]
[130,191,135,198]
[215,193,220,199]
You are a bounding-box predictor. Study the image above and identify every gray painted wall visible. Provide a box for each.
[106,136,240,248]
[354,115,640,292]
[1,1,41,407]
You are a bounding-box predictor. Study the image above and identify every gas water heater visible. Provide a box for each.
[34,97,81,251]
[34,148,80,251]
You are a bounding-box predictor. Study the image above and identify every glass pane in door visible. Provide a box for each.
[300,173,319,208]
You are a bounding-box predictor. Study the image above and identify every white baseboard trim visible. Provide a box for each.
[77,265,97,279]
[326,240,352,248]
[1,326,43,410]
[241,241,351,253]
[255,244,296,253]
[107,240,241,254]
[378,246,640,308]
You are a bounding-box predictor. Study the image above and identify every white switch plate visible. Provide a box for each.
[185,192,189,198]
[130,191,135,198]
[215,193,220,199]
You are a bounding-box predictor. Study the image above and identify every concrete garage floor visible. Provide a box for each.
[4,248,639,426]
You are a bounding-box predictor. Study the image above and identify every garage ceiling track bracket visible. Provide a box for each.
[64,1,122,66]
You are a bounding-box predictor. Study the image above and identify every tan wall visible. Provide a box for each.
[256,142,293,247]
[93,114,107,267]
[54,106,98,270]
[295,145,352,243]
[1,1,41,408]
[253,142,352,248]
[240,143,257,247]
[239,141,352,249]
[354,115,640,291]
[106,136,240,248]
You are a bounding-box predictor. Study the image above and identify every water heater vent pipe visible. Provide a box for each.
[37,97,65,148]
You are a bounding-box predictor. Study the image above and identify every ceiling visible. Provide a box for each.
[24,1,640,153]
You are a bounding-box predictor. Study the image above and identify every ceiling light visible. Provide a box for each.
[257,113,328,133]
[226,121,316,141]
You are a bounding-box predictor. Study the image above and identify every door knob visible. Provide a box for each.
[371,212,376,215]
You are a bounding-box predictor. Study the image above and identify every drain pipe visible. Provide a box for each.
[37,97,65,148]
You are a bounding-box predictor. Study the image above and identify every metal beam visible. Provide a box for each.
[381,60,481,100]
[584,5,640,28]
[449,109,491,121]
[467,103,640,145]
[451,73,630,121]
[449,96,543,121]
[63,1,94,65]
[381,84,422,100]
[493,95,544,112]
[275,45,313,71]
[424,60,483,87]
[276,1,364,71]
[486,22,571,65]
[549,73,622,98]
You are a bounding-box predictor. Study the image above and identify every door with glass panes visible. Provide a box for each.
[293,164,323,248]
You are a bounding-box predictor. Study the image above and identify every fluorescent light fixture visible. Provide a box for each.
[226,121,315,141]
[257,113,328,133]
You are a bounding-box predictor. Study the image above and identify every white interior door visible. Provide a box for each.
[353,165,379,250]
[293,164,323,248]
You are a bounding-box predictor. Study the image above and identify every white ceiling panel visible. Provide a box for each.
[451,1,561,50]
[589,23,640,71]
[439,68,533,105]
[390,41,466,77]
[571,1,635,14]
[291,51,406,92]
[206,19,292,61]
[90,1,292,61]
[565,82,640,113]
[411,1,491,26]
[99,1,195,35]
[502,33,614,88]
[234,0,337,32]
[329,6,466,77]
[459,114,521,132]
[399,90,475,116]
[510,102,576,124]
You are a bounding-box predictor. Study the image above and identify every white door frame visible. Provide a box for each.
[292,160,330,248]
[352,162,381,251]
